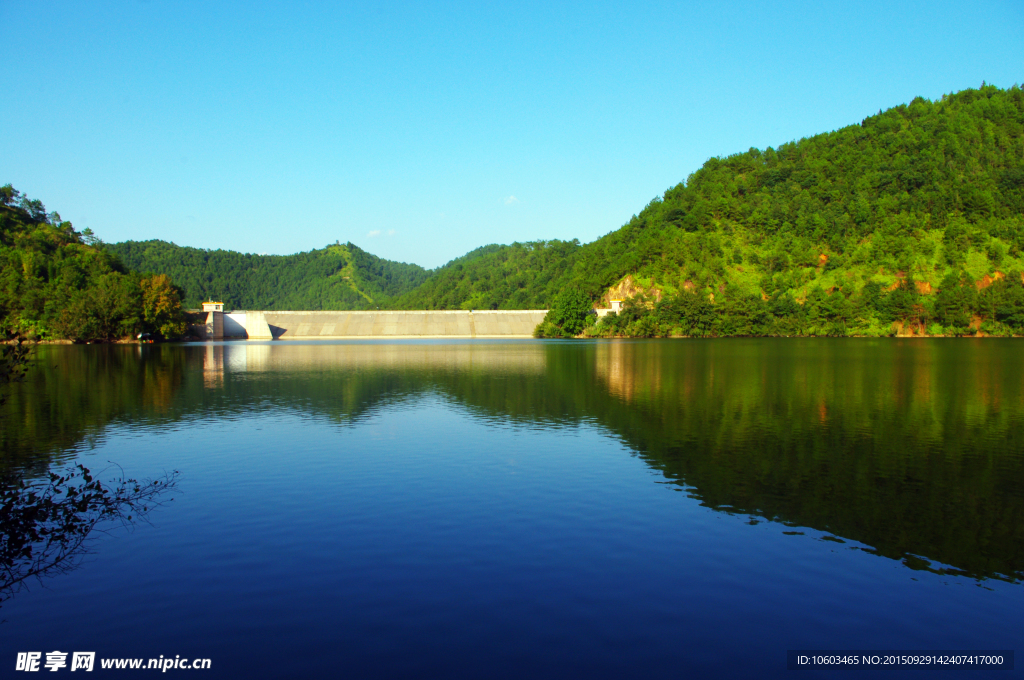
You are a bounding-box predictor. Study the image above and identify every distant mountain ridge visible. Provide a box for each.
[106,240,431,310]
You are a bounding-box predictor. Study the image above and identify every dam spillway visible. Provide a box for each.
[203,310,549,340]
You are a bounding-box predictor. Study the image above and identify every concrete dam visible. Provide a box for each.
[201,309,549,340]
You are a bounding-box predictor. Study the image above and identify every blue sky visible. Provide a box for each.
[2,1,1021,269]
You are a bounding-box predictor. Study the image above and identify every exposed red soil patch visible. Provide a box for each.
[602,275,663,306]
[975,271,1005,290]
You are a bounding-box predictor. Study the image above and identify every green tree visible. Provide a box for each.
[933,272,976,332]
[540,288,592,337]
[141,274,187,338]
[0,184,19,206]
[0,336,29,407]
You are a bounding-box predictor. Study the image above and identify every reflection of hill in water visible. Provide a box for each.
[587,340,1024,582]
[4,340,1023,582]
[0,345,190,475]
[200,342,557,424]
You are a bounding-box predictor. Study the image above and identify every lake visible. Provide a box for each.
[1,339,1022,678]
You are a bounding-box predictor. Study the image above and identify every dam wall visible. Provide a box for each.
[197,310,548,339]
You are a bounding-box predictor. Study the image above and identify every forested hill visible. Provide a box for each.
[388,240,581,310]
[106,240,431,310]
[390,85,1024,337]
[0,186,186,341]
[562,84,1024,302]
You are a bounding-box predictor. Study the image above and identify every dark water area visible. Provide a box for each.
[1,339,1022,678]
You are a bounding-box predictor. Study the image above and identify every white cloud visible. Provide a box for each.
[367,229,382,238]
[387,229,396,236]
[504,195,518,205]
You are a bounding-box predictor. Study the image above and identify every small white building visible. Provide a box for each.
[595,299,624,318]
[203,302,225,339]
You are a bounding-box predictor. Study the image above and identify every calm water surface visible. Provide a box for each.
[1,339,1022,678]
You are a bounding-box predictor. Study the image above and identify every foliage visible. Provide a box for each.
[0,464,178,607]
[0,337,29,407]
[107,240,430,310]
[0,190,187,341]
[583,273,1024,338]
[390,240,581,310]
[537,287,593,337]
[556,84,1024,337]
[0,184,54,224]
[141,275,189,338]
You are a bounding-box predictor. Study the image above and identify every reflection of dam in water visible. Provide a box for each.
[202,341,548,377]
[198,310,548,339]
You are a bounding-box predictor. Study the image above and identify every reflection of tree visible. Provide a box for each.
[0,337,29,407]
[0,345,189,473]
[0,465,177,609]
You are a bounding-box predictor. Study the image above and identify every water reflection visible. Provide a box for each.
[3,339,1023,583]
[203,345,224,388]
[0,345,190,475]
[587,339,1024,582]
[0,465,178,611]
